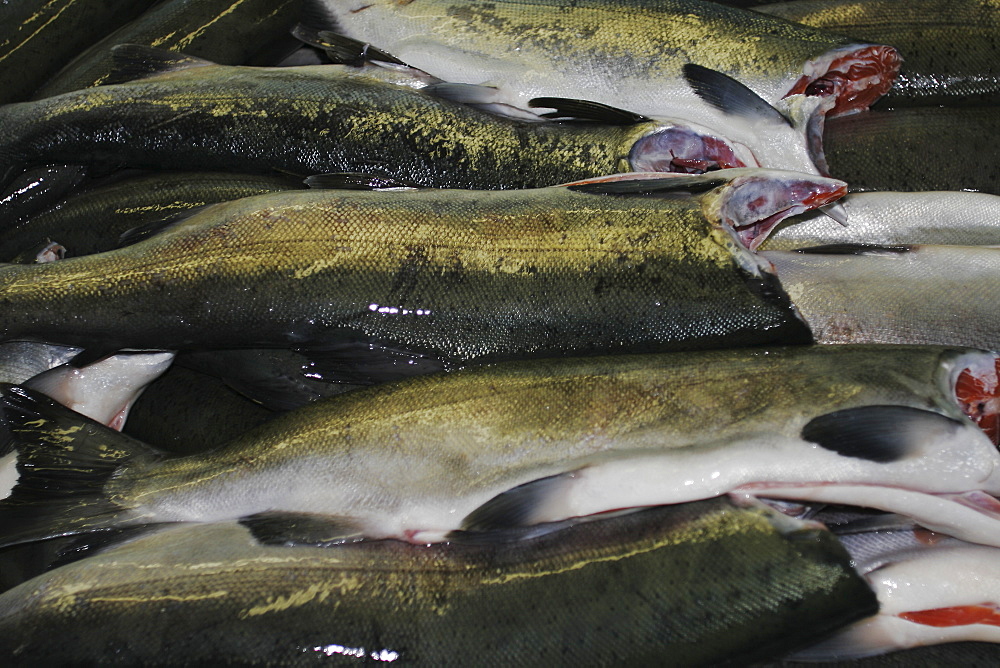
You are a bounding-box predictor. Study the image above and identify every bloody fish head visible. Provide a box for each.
[955,356,1000,446]
[786,45,902,117]
[629,124,753,175]
[712,171,847,250]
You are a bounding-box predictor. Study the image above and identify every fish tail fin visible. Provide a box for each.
[0,384,161,548]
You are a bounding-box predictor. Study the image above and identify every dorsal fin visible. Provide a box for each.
[566,173,728,196]
[683,64,790,127]
[104,44,214,86]
[305,172,423,191]
[796,243,913,255]
[529,97,650,125]
[308,29,405,66]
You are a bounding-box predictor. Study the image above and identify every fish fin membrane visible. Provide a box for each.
[307,28,406,66]
[683,64,790,127]
[293,342,451,386]
[49,524,171,571]
[802,405,964,463]
[117,203,220,248]
[240,511,365,547]
[0,384,161,548]
[460,472,577,532]
[528,97,650,125]
[796,243,912,255]
[104,44,214,86]
[305,172,423,191]
[566,173,729,197]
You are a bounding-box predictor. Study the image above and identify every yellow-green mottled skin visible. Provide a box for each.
[0,0,159,105]
[0,171,306,262]
[0,184,807,357]
[30,0,305,99]
[0,62,656,191]
[111,345,970,527]
[757,0,1000,106]
[0,500,877,665]
[320,0,858,113]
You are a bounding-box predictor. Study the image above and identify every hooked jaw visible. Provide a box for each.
[714,173,848,251]
[787,45,902,117]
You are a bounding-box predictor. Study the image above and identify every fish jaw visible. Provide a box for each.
[700,169,847,250]
[786,44,902,116]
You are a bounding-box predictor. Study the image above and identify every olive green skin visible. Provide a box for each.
[823,106,1000,193]
[0,185,808,358]
[0,0,158,105]
[0,500,877,666]
[0,171,306,262]
[0,62,658,191]
[757,0,1000,107]
[31,0,304,99]
[318,0,860,113]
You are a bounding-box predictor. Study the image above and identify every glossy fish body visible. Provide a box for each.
[5,345,1000,550]
[0,500,877,666]
[316,0,899,118]
[0,54,830,190]
[0,176,821,359]
[762,191,1000,249]
[0,171,306,262]
[764,245,1000,351]
[31,0,304,99]
[823,106,1000,194]
[0,0,158,105]
[757,0,1000,107]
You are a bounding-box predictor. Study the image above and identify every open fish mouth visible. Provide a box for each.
[954,354,1000,445]
[716,174,847,251]
[629,125,754,175]
[786,44,902,116]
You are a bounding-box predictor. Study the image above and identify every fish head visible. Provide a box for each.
[786,44,902,117]
[628,122,758,175]
[698,168,847,250]
[948,349,1000,447]
[774,94,836,177]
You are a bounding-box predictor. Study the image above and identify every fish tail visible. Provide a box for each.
[0,384,161,548]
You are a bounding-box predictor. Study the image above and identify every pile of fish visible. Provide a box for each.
[0,0,997,664]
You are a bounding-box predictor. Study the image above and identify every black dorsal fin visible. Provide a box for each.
[528,97,650,125]
[683,63,789,127]
[104,44,214,86]
[305,172,423,191]
[796,243,913,255]
[566,173,729,196]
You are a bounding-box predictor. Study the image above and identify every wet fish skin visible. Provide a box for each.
[5,345,999,549]
[763,245,1000,351]
[314,0,897,117]
[31,0,305,99]
[0,176,817,359]
[762,191,1000,249]
[0,0,159,105]
[0,55,707,191]
[756,0,1000,107]
[823,106,1000,194]
[0,171,307,262]
[0,499,878,666]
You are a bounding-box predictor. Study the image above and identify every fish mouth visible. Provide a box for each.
[954,354,1000,446]
[786,44,902,117]
[718,175,847,251]
[629,125,754,174]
